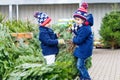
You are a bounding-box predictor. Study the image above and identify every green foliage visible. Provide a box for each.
[6,51,92,80]
[4,20,37,33]
[52,19,74,40]
[7,51,78,80]
[0,24,14,79]
[99,11,120,49]
[0,19,92,80]
[85,57,92,69]
[52,19,74,52]
[0,24,44,79]
[0,13,4,23]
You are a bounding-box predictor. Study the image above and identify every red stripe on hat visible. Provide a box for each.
[77,7,88,13]
[41,17,51,26]
[74,14,87,20]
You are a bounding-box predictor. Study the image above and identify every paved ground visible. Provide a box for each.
[89,49,120,80]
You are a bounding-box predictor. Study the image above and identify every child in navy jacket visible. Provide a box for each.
[34,12,65,65]
[72,2,93,80]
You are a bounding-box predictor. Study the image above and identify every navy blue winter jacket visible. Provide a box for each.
[73,25,93,59]
[87,14,94,26]
[39,26,59,56]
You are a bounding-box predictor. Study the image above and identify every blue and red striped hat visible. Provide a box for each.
[73,10,88,20]
[73,2,88,20]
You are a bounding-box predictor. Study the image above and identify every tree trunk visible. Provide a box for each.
[111,41,115,50]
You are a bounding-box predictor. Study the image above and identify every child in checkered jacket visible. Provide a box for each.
[34,12,65,65]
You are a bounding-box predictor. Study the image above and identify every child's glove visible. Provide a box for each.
[56,33,61,37]
[67,27,72,33]
[58,39,65,44]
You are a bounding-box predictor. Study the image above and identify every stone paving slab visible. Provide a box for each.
[89,49,120,80]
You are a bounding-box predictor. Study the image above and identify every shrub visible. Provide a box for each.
[0,13,4,23]
[99,11,120,49]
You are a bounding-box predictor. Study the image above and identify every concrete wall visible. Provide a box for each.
[0,5,9,20]
[0,3,120,39]
[18,4,78,24]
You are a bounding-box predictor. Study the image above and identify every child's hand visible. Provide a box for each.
[66,28,72,33]
[57,33,61,37]
[58,39,65,44]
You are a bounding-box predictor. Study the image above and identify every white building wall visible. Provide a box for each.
[18,3,120,39]
[18,4,78,24]
[0,5,9,21]
[0,3,120,39]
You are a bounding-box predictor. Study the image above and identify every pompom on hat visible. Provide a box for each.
[77,2,88,13]
[34,12,51,26]
[81,2,88,9]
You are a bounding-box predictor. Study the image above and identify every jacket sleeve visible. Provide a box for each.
[73,27,90,45]
[39,32,58,46]
[54,33,58,39]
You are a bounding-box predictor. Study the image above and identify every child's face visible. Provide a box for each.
[74,17,84,25]
[45,22,51,28]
